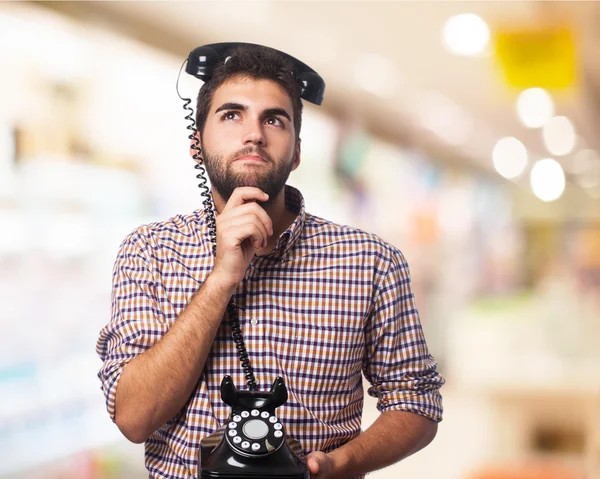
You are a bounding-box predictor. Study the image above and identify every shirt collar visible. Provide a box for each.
[265,184,305,261]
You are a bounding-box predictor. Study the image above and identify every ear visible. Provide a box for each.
[291,139,301,171]
[189,130,203,163]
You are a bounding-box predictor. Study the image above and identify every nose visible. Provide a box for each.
[242,118,265,146]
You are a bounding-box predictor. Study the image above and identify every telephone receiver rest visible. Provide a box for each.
[221,375,288,410]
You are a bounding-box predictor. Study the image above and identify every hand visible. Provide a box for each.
[211,187,273,289]
[307,451,335,479]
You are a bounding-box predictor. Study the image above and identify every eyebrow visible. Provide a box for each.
[263,108,291,123]
[214,102,292,122]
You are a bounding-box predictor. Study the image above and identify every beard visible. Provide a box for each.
[202,145,295,207]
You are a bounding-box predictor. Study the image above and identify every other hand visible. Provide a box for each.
[307,451,335,479]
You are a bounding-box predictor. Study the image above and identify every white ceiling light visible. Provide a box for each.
[492,137,528,179]
[530,158,566,202]
[516,88,555,128]
[543,116,576,156]
[353,53,398,98]
[442,13,490,56]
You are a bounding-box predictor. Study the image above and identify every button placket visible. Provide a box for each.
[243,269,265,387]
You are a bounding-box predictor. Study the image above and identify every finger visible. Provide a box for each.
[234,224,266,251]
[307,456,319,475]
[223,187,269,212]
[219,220,268,250]
[218,214,269,248]
[219,202,273,236]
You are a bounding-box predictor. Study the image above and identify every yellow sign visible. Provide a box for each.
[494,26,577,89]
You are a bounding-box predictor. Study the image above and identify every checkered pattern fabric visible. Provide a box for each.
[96,185,444,479]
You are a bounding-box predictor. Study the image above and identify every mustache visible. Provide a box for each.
[230,146,273,163]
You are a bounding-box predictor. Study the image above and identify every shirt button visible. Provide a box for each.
[250,318,258,326]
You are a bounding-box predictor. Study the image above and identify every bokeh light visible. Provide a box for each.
[530,158,566,202]
[516,88,555,129]
[442,13,490,56]
[492,136,528,179]
[543,116,576,156]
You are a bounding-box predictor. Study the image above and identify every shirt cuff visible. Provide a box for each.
[98,359,130,423]
[368,387,444,423]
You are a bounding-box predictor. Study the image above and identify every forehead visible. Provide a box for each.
[210,76,293,112]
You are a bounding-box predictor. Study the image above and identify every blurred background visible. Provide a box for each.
[1,1,599,478]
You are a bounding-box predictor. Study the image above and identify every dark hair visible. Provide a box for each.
[195,44,303,141]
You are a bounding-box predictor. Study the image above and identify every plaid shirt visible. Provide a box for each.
[96,185,444,479]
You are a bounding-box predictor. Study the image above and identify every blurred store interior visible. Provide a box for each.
[0,1,599,478]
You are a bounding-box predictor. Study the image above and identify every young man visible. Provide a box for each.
[96,44,444,479]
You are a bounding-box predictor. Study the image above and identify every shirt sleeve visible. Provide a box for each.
[95,231,169,423]
[362,249,445,422]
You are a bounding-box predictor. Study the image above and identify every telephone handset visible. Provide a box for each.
[198,376,309,478]
[175,42,325,478]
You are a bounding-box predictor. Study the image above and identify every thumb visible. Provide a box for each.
[306,451,324,475]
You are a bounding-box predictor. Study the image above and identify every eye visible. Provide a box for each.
[220,111,240,121]
[265,117,283,127]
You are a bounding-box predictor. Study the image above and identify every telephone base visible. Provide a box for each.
[199,427,309,479]
[200,472,307,479]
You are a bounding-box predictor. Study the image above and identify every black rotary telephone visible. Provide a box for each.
[198,376,308,478]
[175,43,325,478]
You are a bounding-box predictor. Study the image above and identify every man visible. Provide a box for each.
[96,44,444,479]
